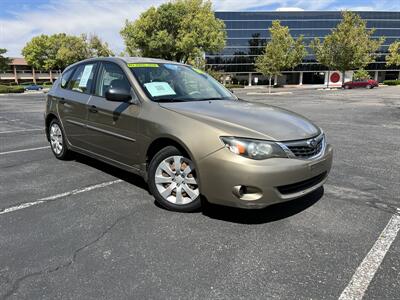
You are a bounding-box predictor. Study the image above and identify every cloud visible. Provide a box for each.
[1,0,400,57]
[214,0,281,11]
[0,0,163,56]
[276,7,305,11]
[2,0,290,56]
[345,6,374,11]
[336,0,400,11]
[213,0,335,11]
[289,0,336,10]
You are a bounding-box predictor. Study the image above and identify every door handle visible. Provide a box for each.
[89,105,98,113]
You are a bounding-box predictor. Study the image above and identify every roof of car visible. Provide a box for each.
[64,57,184,73]
[118,57,182,65]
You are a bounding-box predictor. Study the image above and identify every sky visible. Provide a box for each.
[1,0,399,57]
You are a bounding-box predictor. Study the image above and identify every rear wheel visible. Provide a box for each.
[48,118,72,160]
[148,146,201,212]
[344,85,351,89]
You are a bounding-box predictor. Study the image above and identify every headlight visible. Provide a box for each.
[220,137,288,160]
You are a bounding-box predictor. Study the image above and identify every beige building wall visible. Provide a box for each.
[0,57,59,84]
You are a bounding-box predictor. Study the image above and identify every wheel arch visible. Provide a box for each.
[45,113,58,141]
[146,136,194,167]
[145,136,202,185]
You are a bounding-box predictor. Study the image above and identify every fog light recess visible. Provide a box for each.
[232,185,263,201]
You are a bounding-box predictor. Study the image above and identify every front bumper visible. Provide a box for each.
[197,144,333,209]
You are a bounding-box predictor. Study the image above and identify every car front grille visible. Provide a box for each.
[282,133,325,159]
[277,171,327,195]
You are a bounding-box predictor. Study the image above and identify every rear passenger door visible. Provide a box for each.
[57,62,97,149]
[86,62,140,167]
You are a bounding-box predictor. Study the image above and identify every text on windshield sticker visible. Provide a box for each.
[128,63,159,68]
[144,82,176,97]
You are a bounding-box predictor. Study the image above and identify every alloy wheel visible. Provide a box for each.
[50,123,63,155]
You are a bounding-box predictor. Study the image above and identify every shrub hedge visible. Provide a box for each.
[0,85,25,94]
[383,80,400,86]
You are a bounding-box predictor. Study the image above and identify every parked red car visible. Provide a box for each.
[342,79,378,89]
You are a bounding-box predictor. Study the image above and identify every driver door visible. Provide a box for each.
[86,62,141,167]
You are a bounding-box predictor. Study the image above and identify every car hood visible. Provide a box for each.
[159,100,320,141]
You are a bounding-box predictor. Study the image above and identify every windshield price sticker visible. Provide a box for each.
[144,82,176,97]
[128,63,159,68]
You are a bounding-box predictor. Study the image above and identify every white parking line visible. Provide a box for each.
[339,214,400,300]
[0,180,123,215]
[0,146,50,155]
[0,128,43,134]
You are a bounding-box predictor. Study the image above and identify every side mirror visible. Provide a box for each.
[105,87,132,102]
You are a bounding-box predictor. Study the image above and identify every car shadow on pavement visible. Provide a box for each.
[71,153,323,224]
[201,187,324,224]
[73,153,149,191]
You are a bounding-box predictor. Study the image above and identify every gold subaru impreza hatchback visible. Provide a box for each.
[45,57,333,212]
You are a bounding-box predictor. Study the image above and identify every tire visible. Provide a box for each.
[344,85,350,89]
[48,118,72,160]
[366,85,372,89]
[148,146,201,212]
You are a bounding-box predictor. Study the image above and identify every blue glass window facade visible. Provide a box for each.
[205,11,400,83]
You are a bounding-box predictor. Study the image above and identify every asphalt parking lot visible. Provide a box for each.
[1,87,399,299]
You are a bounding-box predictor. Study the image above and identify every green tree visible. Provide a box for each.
[310,38,335,88]
[353,69,370,80]
[386,41,400,67]
[22,33,113,71]
[0,48,11,72]
[187,54,206,69]
[82,34,114,57]
[51,34,89,69]
[205,67,223,82]
[255,20,306,93]
[185,56,223,82]
[22,35,50,70]
[311,11,384,85]
[120,0,226,63]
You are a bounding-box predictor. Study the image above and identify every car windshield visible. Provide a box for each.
[128,63,236,102]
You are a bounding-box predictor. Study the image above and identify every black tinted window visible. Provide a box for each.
[95,62,131,97]
[60,68,74,89]
[67,63,96,93]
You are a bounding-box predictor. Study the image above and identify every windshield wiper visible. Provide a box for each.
[196,97,226,101]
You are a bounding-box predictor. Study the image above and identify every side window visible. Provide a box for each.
[67,63,96,93]
[95,62,131,97]
[60,68,75,89]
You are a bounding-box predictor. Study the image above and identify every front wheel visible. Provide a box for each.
[366,84,373,89]
[148,146,201,212]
